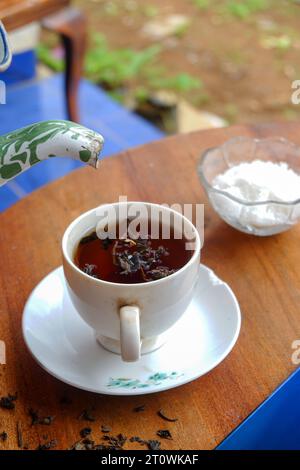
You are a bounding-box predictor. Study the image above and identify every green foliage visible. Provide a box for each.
[173,22,190,38]
[37,44,64,72]
[133,74,202,104]
[149,73,202,93]
[224,103,238,123]
[194,92,211,106]
[85,34,161,88]
[192,0,210,10]
[134,86,151,102]
[226,0,268,19]
[37,34,203,104]
[142,5,159,17]
[103,1,119,16]
[283,107,298,121]
[261,34,292,51]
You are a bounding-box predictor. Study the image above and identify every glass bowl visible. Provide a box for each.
[197,136,300,236]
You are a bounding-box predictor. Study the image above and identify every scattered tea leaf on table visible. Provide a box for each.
[147,439,161,450]
[36,439,58,450]
[101,424,112,433]
[157,429,173,440]
[158,409,178,422]
[80,427,92,438]
[17,421,23,448]
[0,431,8,441]
[0,393,17,410]
[78,409,96,422]
[133,404,146,412]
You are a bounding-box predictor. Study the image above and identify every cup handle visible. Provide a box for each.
[120,305,141,362]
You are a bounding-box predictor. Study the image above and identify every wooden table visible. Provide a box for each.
[0,0,86,123]
[0,0,69,30]
[0,122,299,450]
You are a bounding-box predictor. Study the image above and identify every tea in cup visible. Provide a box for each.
[62,201,201,362]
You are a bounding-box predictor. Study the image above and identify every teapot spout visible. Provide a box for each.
[0,120,104,186]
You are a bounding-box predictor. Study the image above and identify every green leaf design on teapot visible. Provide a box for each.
[0,120,104,186]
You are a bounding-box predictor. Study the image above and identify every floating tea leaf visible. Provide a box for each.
[102,238,112,250]
[83,264,98,278]
[75,222,193,284]
[79,232,98,245]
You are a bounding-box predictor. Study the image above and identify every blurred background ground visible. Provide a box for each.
[36,0,300,131]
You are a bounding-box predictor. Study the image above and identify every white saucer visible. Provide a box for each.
[22,265,241,396]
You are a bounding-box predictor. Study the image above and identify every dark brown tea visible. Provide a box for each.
[74,223,193,284]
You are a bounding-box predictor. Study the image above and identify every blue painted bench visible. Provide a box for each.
[217,367,300,450]
[0,74,164,211]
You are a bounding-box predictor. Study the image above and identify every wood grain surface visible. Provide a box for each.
[0,0,69,31]
[0,122,299,450]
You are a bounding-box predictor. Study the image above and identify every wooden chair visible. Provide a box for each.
[0,0,87,122]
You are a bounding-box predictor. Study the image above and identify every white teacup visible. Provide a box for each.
[62,202,201,362]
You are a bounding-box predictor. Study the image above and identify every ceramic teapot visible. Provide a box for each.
[0,21,104,186]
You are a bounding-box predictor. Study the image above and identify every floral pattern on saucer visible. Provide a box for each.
[23,265,241,395]
[107,371,183,389]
